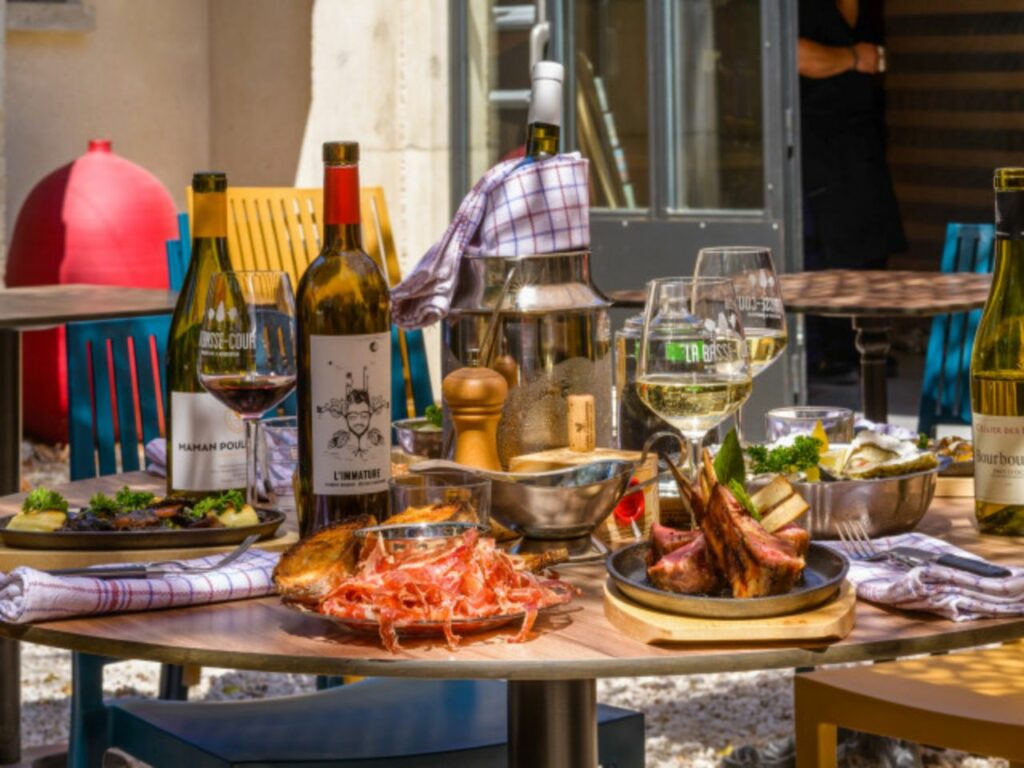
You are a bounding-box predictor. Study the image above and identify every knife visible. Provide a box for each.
[46,565,154,579]
[890,546,1013,579]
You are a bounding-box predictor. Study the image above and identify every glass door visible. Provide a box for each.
[449,0,803,437]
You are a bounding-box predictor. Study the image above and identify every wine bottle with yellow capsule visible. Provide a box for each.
[525,61,562,159]
[166,172,247,497]
[971,167,1024,535]
[296,142,391,538]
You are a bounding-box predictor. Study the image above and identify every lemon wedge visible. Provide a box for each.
[810,419,830,451]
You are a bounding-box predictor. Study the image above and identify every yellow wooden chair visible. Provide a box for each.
[183,186,432,418]
[795,641,1024,767]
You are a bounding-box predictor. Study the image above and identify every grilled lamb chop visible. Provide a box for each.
[774,523,810,558]
[651,522,700,558]
[697,483,805,598]
[647,532,722,594]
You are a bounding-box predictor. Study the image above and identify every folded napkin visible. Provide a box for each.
[0,549,280,624]
[145,437,166,477]
[145,436,294,495]
[823,532,1024,621]
[391,153,590,329]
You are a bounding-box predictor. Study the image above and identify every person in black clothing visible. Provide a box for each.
[799,0,905,377]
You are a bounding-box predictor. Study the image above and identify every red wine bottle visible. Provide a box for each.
[296,142,392,537]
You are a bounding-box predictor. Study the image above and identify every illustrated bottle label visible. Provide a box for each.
[310,332,391,495]
[972,412,1024,504]
[170,391,247,490]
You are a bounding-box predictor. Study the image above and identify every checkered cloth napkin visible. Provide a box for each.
[391,153,590,329]
[0,549,280,624]
[823,532,1024,621]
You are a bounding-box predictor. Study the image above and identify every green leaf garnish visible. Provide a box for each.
[714,428,746,487]
[746,435,823,476]
[114,486,155,510]
[192,490,246,518]
[727,479,760,521]
[88,492,121,513]
[22,487,68,514]
[424,404,443,429]
[917,433,929,450]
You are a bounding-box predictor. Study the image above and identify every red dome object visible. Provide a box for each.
[5,139,178,444]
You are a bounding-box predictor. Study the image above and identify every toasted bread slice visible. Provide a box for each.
[272,514,373,605]
[508,547,571,573]
[750,476,794,515]
[759,493,810,534]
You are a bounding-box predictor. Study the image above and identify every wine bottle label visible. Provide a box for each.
[310,332,391,495]
[972,413,1024,504]
[170,392,247,490]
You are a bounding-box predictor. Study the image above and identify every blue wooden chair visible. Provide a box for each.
[67,316,172,481]
[917,223,995,437]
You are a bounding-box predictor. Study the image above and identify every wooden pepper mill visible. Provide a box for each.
[442,366,508,471]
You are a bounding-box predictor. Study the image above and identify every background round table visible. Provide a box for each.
[607,270,993,423]
[3,493,1022,768]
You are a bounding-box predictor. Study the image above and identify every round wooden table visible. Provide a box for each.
[3,494,1022,768]
[607,270,993,423]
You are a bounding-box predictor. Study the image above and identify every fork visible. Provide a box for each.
[835,521,914,568]
[47,535,261,579]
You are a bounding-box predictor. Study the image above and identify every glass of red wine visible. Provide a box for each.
[198,270,297,504]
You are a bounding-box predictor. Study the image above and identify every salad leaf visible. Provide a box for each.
[713,428,746,487]
[114,486,155,510]
[22,487,68,514]
[917,433,929,450]
[88,492,121,514]
[193,490,246,518]
[728,479,760,521]
[424,404,443,429]
[746,436,823,476]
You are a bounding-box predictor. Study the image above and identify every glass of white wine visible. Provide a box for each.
[636,277,752,479]
[695,246,787,440]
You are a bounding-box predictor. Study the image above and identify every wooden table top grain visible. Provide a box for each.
[0,284,177,329]
[2,490,1022,681]
[607,270,992,318]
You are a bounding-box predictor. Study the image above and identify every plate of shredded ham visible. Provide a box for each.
[289,528,575,652]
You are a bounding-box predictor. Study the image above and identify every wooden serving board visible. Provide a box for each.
[0,529,297,571]
[603,579,857,645]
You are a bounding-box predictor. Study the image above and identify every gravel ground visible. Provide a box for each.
[13,444,1009,766]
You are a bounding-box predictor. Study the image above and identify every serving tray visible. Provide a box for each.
[606,541,848,619]
[0,507,285,551]
[603,579,856,645]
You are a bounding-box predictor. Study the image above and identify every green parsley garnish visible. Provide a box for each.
[192,490,245,518]
[746,436,823,476]
[424,404,443,429]
[22,487,68,514]
[114,486,155,510]
[88,492,121,513]
[917,433,930,450]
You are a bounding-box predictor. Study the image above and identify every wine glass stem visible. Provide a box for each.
[688,437,704,483]
[244,416,259,506]
[734,404,746,446]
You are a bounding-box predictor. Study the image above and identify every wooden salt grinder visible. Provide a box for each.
[442,366,508,471]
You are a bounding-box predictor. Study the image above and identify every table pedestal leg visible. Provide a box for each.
[852,317,891,424]
[0,328,20,766]
[0,638,19,765]
[508,678,597,768]
[0,329,21,496]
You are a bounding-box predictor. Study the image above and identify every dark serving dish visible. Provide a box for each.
[606,541,848,619]
[0,507,285,551]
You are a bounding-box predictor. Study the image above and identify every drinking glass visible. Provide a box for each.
[387,468,492,526]
[198,271,298,504]
[695,246,787,441]
[636,277,751,478]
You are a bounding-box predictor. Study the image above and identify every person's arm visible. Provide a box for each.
[798,38,880,78]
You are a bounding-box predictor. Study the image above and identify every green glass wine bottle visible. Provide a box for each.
[296,142,392,538]
[165,172,247,497]
[525,61,562,159]
[971,167,1024,535]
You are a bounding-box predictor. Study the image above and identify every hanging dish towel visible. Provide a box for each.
[391,153,589,329]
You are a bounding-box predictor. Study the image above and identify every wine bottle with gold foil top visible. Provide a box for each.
[296,142,391,538]
[166,172,247,497]
[971,167,1024,535]
[525,61,562,159]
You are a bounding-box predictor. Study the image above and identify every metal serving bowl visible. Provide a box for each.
[392,418,444,459]
[413,459,635,540]
[771,467,940,539]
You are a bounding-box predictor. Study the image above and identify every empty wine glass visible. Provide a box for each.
[636,277,751,479]
[695,246,787,440]
[198,271,298,504]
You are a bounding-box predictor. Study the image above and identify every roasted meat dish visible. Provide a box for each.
[647,529,722,594]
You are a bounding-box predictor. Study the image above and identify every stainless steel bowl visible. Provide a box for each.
[413,459,635,540]
[780,467,940,539]
[392,418,444,459]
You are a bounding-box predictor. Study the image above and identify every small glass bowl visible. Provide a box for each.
[354,521,487,555]
[764,406,855,444]
[387,468,491,526]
